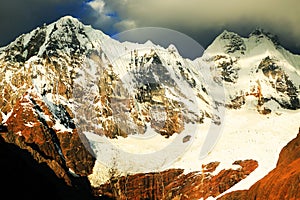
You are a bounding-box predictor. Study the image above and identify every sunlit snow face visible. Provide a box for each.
[112,27,205,60]
[70,27,226,173]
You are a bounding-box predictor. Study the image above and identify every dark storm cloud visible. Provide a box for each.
[85,0,300,54]
[0,0,86,46]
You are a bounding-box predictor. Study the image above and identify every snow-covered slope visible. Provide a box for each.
[0,14,222,181]
[202,29,300,113]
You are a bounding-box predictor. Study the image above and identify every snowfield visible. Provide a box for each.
[88,107,300,193]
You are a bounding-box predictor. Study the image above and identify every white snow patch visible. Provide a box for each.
[25,122,36,127]
[89,161,112,186]
[2,110,13,123]
[53,120,72,132]
[16,131,22,136]
[68,168,79,177]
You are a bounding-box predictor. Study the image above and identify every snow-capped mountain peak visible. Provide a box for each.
[249,28,280,45]
[202,28,300,113]
[203,30,246,55]
[0,15,109,63]
[205,28,287,58]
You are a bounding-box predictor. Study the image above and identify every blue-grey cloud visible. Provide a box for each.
[85,0,300,54]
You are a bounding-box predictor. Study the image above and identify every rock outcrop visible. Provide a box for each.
[93,160,258,200]
[1,91,95,187]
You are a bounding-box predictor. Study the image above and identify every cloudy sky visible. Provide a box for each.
[1,0,300,54]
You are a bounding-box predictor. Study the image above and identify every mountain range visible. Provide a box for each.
[0,16,299,200]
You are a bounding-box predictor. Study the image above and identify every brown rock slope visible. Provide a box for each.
[93,160,258,200]
[219,128,300,200]
[0,91,98,199]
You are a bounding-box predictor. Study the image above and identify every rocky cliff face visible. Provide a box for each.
[218,128,300,200]
[93,160,258,200]
[1,90,95,186]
